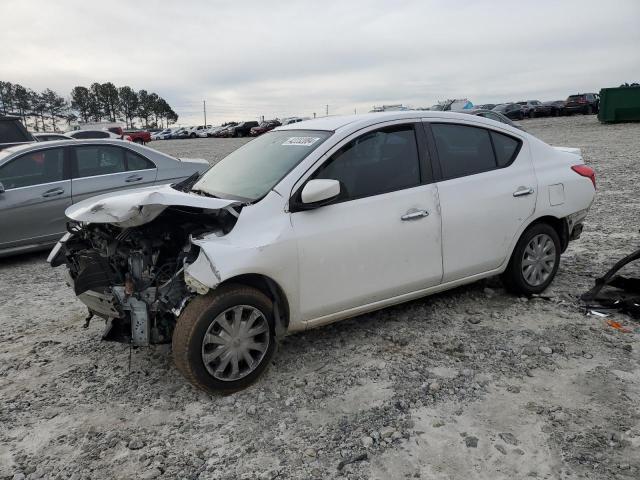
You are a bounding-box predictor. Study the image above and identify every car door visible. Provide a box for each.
[291,122,443,321]
[426,121,537,282]
[71,144,156,204]
[0,146,71,249]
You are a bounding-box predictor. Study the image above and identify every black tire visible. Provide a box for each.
[502,223,561,295]
[529,110,536,118]
[172,284,276,394]
[518,112,524,120]
[553,109,560,117]
[586,105,593,115]
[190,133,196,138]
[134,138,143,144]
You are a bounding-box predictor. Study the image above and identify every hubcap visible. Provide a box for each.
[201,305,270,381]
[521,233,556,287]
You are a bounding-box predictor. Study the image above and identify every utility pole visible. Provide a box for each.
[203,100,207,126]
[326,104,329,116]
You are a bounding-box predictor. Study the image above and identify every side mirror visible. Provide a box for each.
[0,182,5,194]
[301,179,340,204]
[291,179,341,211]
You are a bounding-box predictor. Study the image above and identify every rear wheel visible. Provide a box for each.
[172,284,276,394]
[586,105,593,115]
[502,223,561,295]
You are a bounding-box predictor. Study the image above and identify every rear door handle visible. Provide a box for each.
[125,175,143,183]
[401,209,429,221]
[42,188,64,198]
[513,187,534,197]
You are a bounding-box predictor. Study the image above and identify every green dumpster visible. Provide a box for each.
[598,85,640,123]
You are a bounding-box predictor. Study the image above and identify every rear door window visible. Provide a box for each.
[125,150,155,171]
[0,148,65,189]
[431,124,522,179]
[73,145,125,178]
[432,124,495,179]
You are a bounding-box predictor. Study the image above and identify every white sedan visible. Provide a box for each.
[50,111,596,393]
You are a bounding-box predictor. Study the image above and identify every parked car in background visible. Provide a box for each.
[197,127,212,138]
[281,117,304,125]
[565,93,599,115]
[516,100,552,118]
[226,121,259,137]
[464,109,524,130]
[124,129,152,144]
[34,133,74,142]
[0,139,210,257]
[207,126,229,137]
[492,103,525,120]
[49,111,596,393]
[66,129,131,141]
[184,125,210,138]
[170,128,191,139]
[250,120,281,136]
[475,104,497,111]
[0,115,35,151]
[542,100,566,117]
[151,128,172,140]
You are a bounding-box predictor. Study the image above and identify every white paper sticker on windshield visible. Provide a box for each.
[282,136,320,146]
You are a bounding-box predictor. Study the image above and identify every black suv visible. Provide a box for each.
[0,116,35,151]
[228,121,259,137]
[565,93,599,115]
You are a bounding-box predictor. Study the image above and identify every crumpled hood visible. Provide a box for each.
[66,184,239,227]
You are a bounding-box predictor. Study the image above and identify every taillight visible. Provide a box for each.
[572,165,596,189]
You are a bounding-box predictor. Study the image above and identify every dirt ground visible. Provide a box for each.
[1,115,639,480]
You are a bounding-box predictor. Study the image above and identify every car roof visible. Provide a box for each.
[0,138,181,167]
[274,110,514,133]
[1,138,126,156]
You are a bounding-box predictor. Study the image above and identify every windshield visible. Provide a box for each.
[192,129,332,201]
[492,104,507,112]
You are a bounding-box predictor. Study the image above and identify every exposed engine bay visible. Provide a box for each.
[50,206,239,345]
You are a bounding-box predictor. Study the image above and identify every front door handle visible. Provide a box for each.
[125,175,143,183]
[513,187,534,197]
[42,187,64,198]
[401,209,429,221]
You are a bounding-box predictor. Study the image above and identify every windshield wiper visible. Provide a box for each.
[190,188,219,199]
[172,172,200,192]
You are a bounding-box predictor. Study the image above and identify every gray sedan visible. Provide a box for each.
[0,139,210,257]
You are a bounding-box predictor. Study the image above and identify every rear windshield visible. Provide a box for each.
[567,95,584,101]
[0,119,31,143]
[192,129,332,201]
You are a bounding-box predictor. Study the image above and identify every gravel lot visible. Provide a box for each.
[1,115,639,480]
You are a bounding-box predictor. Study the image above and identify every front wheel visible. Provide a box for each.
[502,223,561,295]
[172,284,276,394]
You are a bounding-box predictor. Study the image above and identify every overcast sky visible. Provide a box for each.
[2,0,639,125]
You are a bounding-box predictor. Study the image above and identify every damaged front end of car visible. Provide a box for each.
[48,185,241,346]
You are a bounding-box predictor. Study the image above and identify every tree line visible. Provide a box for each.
[0,81,178,131]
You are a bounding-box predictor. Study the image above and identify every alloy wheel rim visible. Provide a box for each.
[201,305,270,381]
[521,233,556,287]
